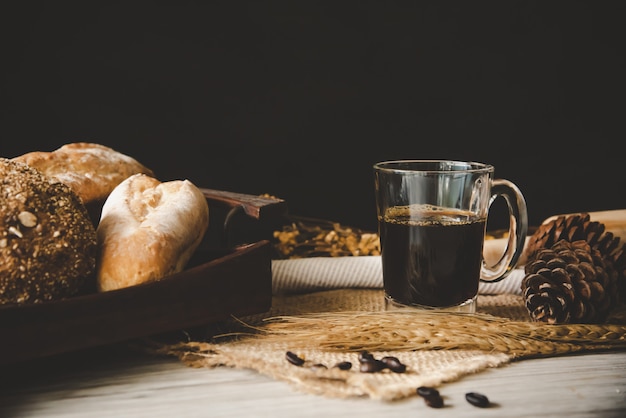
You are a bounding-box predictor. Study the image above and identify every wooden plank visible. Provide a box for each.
[0,349,624,417]
[200,188,289,249]
[200,188,288,220]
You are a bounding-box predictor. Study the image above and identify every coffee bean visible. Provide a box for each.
[358,350,375,362]
[359,359,386,373]
[381,356,407,373]
[416,386,440,398]
[416,386,445,409]
[465,391,490,408]
[424,394,444,408]
[334,361,352,370]
[285,351,305,366]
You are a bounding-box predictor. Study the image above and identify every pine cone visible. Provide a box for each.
[524,212,626,308]
[524,213,622,261]
[521,240,620,324]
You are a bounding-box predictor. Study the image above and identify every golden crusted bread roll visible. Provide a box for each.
[96,174,209,292]
[0,158,97,304]
[12,142,154,224]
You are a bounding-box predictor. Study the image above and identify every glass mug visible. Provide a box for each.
[373,160,528,313]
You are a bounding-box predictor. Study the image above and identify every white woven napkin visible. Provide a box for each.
[271,255,525,295]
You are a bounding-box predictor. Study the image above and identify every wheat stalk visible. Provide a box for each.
[233,310,626,359]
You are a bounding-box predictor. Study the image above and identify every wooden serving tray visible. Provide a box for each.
[0,189,286,366]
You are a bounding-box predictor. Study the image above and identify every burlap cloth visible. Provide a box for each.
[145,257,626,402]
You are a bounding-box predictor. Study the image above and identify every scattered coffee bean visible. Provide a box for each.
[358,350,375,362]
[465,391,490,408]
[285,350,408,375]
[381,356,407,373]
[334,361,352,370]
[359,358,386,373]
[416,386,440,398]
[416,386,445,408]
[424,394,444,408]
[285,351,305,366]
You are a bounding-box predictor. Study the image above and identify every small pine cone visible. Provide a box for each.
[521,240,620,324]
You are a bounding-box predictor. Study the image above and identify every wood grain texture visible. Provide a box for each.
[0,241,272,366]
[201,188,287,220]
[0,346,624,417]
[0,189,283,366]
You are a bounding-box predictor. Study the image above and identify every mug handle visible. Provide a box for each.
[480,179,528,282]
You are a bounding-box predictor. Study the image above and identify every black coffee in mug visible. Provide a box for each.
[373,160,528,312]
[379,205,486,308]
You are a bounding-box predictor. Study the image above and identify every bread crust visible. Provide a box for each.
[96,174,209,291]
[12,142,154,208]
[0,158,97,304]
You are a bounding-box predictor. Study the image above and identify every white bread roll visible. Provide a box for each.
[96,174,209,292]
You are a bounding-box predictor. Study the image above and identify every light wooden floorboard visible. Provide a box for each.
[1,346,624,417]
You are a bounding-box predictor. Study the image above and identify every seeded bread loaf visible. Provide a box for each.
[12,142,154,224]
[96,173,209,291]
[0,158,97,305]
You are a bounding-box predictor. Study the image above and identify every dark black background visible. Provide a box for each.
[2,1,625,231]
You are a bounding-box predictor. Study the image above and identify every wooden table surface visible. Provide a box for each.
[1,343,625,418]
[3,211,626,417]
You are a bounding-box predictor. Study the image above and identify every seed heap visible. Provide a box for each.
[521,213,626,324]
[273,218,380,258]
